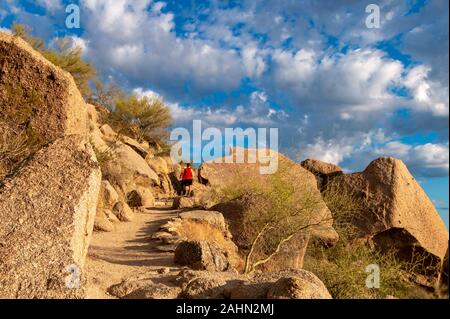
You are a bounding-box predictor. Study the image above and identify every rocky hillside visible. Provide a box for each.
[0,31,448,299]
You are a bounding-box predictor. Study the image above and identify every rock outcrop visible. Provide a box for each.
[112,201,135,222]
[328,157,448,267]
[300,158,343,190]
[0,32,88,144]
[176,269,331,299]
[179,210,227,232]
[99,180,119,209]
[172,196,200,209]
[0,31,101,298]
[107,269,331,299]
[94,209,115,232]
[103,141,159,195]
[211,195,310,271]
[174,240,231,271]
[0,136,101,298]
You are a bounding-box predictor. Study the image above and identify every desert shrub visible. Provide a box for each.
[0,123,27,179]
[0,85,45,180]
[107,94,172,146]
[88,80,125,112]
[209,162,328,274]
[303,184,437,299]
[90,139,121,176]
[12,24,96,98]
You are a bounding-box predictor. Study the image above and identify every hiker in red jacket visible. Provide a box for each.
[180,163,193,196]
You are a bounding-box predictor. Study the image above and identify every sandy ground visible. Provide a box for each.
[85,207,183,298]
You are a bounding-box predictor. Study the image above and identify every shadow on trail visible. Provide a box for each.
[88,209,180,268]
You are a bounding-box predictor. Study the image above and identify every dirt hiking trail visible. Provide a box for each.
[85,205,183,298]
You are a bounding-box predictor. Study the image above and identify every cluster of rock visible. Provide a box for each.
[152,210,240,271]
[0,31,180,298]
[167,152,448,293]
[301,158,449,272]
[87,105,181,232]
[107,269,332,299]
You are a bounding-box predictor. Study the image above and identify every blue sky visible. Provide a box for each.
[1,0,448,226]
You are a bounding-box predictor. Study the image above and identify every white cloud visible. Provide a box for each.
[36,0,61,11]
[242,45,266,78]
[404,65,449,116]
[81,0,245,99]
[272,48,404,114]
[300,137,354,165]
[3,0,447,179]
[0,27,11,34]
[133,87,161,101]
[410,143,449,172]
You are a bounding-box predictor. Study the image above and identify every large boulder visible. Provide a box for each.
[212,195,311,272]
[172,196,199,209]
[174,240,231,272]
[103,141,159,194]
[0,32,88,144]
[120,135,148,158]
[179,210,227,232]
[112,201,135,222]
[0,32,89,180]
[99,180,119,209]
[89,125,110,153]
[86,103,100,128]
[328,157,448,266]
[126,186,155,208]
[145,156,169,175]
[106,268,331,299]
[264,271,332,299]
[94,209,115,232]
[123,283,181,299]
[99,124,116,139]
[201,149,338,271]
[300,158,343,190]
[0,136,101,298]
[108,278,181,299]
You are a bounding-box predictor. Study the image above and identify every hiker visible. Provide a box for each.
[180,163,193,196]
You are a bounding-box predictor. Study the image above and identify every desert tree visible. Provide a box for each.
[108,94,173,146]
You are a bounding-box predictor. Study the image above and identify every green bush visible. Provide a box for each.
[107,94,172,146]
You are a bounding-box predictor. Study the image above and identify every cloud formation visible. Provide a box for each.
[0,0,448,179]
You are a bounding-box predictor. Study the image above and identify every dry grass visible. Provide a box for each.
[176,220,242,270]
[0,85,45,180]
[0,124,27,179]
[0,76,42,184]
